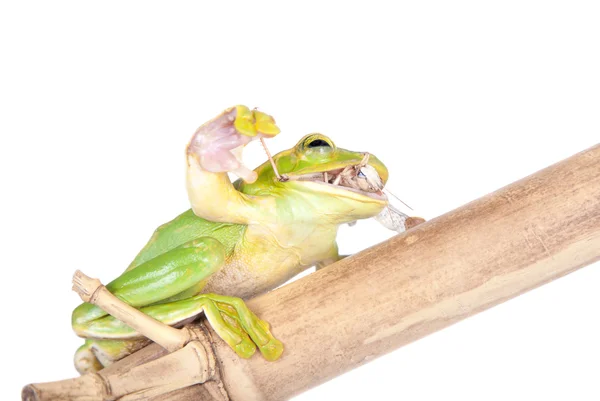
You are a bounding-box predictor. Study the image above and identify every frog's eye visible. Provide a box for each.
[307,139,332,148]
[298,134,336,153]
[303,134,335,149]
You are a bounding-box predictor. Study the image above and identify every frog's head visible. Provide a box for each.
[237,134,389,224]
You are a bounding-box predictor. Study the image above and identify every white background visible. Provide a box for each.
[1,1,599,400]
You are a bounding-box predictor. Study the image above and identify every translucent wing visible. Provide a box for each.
[374,204,410,233]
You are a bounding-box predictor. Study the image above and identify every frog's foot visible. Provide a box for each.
[202,293,284,361]
[187,105,280,183]
[157,294,283,361]
[74,342,103,374]
[74,338,150,374]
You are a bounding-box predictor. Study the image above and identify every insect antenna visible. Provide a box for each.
[384,188,414,211]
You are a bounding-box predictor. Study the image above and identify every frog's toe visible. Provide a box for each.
[233,105,258,137]
[258,338,284,361]
[215,319,257,358]
[253,110,280,136]
[232,106,280,137]
[74,343,104,375]
[234,337,258,358]
[256,318,271,332]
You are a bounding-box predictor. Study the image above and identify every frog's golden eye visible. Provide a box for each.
[307,139,331,148]
[302,134,335,150]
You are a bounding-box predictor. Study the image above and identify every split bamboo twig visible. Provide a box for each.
[22,144,600,401]
[72,270,191,352]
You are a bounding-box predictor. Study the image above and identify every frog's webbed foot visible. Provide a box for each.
[202,294,284,361]
[167,294,283,361]
[187,105,280,183]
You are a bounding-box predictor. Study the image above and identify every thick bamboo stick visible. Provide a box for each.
[23,144,600,401]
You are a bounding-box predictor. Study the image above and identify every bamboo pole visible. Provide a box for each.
[23,144,600,401]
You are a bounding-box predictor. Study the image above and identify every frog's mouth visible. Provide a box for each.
[286,158,388,202]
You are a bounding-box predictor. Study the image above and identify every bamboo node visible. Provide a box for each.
[72,270,103,303]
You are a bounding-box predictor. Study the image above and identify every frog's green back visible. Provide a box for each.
[126,209,246,271]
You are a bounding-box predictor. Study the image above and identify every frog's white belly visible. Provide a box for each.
[202,254,307,299]
[203,224,337,299]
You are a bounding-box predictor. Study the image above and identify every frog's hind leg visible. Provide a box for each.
[74,338,150,374]
[74,293,283,363]
[71,236,226,374]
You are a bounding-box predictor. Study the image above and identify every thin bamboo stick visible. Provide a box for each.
[22,144,600,401]
[72,270,191,352]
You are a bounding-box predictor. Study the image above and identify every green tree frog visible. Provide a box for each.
[71,106,398,374]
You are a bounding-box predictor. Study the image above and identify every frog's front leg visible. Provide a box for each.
[186,105,280,224]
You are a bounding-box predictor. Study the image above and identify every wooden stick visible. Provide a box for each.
[22,144,600,401]
[71,270,191,352]
[22,328,220,401]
